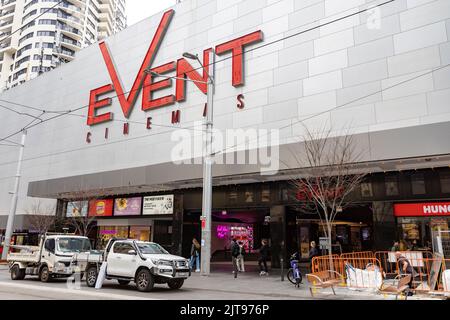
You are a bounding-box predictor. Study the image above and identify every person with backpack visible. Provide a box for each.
[236,241,246,272]
[231,238,240,278]
[190,237,201,272]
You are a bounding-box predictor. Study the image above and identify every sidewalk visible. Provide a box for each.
[187,271,445,300]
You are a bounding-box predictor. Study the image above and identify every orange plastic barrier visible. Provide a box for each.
[311,255,383,289]
[311,255,339,273]
[312,251,450,294]
[341,251,375,260]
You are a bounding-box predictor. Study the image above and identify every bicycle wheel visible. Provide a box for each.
[287,269,296,285]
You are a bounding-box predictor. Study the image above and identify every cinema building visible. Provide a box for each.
[0,0,449,265]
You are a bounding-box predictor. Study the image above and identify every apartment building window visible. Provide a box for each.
[40,8,58,14]
[23,0,38,12]
[22,9,37,23]
[37,31,55,37]
[39,19,57,25]
[18,32,34,45]
[411,173,426,195]
[36,42,54,49]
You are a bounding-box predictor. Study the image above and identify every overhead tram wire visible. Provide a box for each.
[0,0,397,141]
[213,64,450,157]
[0,0,396,143]
[0,62,447,169]
[0,0,65,45]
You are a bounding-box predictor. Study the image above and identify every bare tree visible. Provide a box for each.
[64,189,97,237]
[26,201,57,236]
[291,125,367,266]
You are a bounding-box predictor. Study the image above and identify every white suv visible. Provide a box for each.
[74,239,191,292]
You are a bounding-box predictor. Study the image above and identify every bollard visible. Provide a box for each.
[281,258,284,281]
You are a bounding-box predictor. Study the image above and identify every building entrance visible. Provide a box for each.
[182,209,270,262]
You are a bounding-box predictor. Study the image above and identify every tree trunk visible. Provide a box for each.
[327,223,334,272]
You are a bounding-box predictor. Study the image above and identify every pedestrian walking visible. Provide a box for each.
[231,238,240,278]
[308,241,320,269]
[395,251,416,295]
[236,241,246,272]
[258,239,270,276]
[190,237,201,272]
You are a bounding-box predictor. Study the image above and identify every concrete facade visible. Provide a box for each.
[0,0,449,225]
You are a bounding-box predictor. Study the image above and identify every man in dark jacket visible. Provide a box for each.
[258,239,270,276]
[231,238,240,278]
[396,252,416,295]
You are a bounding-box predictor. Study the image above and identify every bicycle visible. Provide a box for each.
[287,252,302,287]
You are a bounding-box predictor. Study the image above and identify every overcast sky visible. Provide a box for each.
[126,0,177,26]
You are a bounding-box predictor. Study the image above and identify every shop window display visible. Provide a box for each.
[98,226,129,249]
[129,226,151,242]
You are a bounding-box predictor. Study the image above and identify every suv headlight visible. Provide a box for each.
[151,259,173,267]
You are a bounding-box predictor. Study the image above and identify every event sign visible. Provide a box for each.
[66,202,88,217]
[143,195,174,215]
[114,197,142,216]
[89,199,114,217]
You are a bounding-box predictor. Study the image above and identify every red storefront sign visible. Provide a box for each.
[88,199,114,217]
[393,202,450,217]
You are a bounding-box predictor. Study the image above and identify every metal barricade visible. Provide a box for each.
[311,251,450,295]
[340,251,375,260]
[311,254,339,273]
[311,255,383,289]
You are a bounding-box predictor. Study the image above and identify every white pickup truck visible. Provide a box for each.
[72,238,191,292]
[7,234,91,282]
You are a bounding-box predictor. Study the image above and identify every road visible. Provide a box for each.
[0,267,310,300]
[0,266,443,300]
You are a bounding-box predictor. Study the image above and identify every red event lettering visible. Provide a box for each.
[87,9,263,128]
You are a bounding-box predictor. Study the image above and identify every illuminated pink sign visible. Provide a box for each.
[216,225,230,239]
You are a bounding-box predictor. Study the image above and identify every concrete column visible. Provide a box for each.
[270,205,286,269]
[171,195,184,256]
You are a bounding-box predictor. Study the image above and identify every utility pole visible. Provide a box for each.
[200,50,215,276]
[1,130,27,260]
[146,49,215,275]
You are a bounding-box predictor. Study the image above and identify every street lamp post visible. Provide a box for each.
[198,51,214,276]
[146,51,215,275]
[2,130,27,260]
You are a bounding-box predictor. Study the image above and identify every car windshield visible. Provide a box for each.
[137,242,169,254]
[57,238,91,253]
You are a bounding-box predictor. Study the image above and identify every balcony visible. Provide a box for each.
[0,0,16,10]
[57,23,82,40]
[54,47,75,61]
[59,2,84,19]
[0,40,15,54]
[57,11,83,29]
[58,36,81,51]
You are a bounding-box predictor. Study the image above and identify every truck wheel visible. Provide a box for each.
[86,266,98,287]
[135,269,154,292]
[11,265,25,281]
[167,279,184,290]
[118,280,130,286]
[39,266,51,283]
